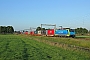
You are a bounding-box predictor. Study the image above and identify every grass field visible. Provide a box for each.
[0,35,90,60]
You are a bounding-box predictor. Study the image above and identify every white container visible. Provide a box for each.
[38,30,41,34]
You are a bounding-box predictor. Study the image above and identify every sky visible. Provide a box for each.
[0,0,90,31]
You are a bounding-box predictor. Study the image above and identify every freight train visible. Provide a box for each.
[23,28,75,38]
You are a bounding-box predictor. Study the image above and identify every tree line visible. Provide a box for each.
[75,27,89,35]
[0,26,14,34]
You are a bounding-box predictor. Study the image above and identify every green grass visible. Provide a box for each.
[31,36,90,48]
[76,36,90,38]
[0,35,90,60]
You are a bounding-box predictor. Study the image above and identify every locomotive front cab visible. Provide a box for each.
[65,28,75,38]
[66,29,70,37]
[70,29,75,38]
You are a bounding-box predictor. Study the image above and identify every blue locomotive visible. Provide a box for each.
[55,28,75,38]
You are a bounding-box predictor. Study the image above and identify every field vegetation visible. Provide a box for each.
[0,35,90,60]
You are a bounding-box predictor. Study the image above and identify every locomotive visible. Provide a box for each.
[55,28,75,38]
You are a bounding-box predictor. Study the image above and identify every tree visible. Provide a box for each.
[0,26,1,33]
[0,26,14,34]
[36,27,41,31]
[0,26,6,34]
[42,28,45,30]
[75,27,88,35]
[36,27,45,31]
[7,26,14,33]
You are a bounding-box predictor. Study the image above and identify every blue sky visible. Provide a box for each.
[0,0,90,30]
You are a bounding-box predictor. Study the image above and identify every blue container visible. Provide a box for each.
[55,30,68,36]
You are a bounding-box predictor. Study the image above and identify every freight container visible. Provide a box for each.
[41,30,46,36]
[28,31,30,34]
[30,31,34,35]
[32,31,38,36]
[34,31,38,34]
[47,29,54,36]
[24,32,28,35]
[21,32,24,34]
[38,30,42,35]
[41,30,46,35]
